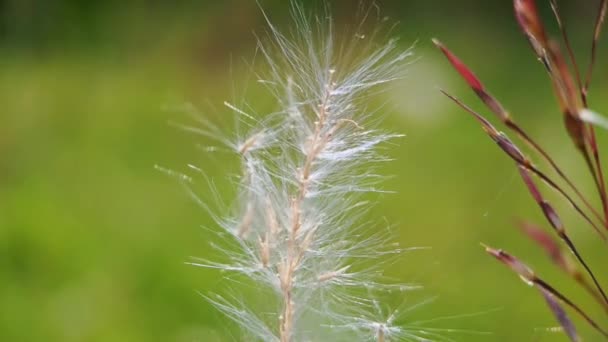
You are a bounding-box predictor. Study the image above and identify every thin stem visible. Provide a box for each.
[549,0,584,104]
[585,126,608,227]
[583,0,607,103]
[280,74,334,342]
[506,120,606,228]
[441,90,606,238]
[559,232,608,309]
[377,326,385,342]
[535,278,608,338]
[526,163,606,240]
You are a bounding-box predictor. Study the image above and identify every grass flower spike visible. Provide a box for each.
[172,2,423,341]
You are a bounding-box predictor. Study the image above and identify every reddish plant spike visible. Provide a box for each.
[519,167,608,305]
[437,2,608,338]
[515,186,608,306]
[584,0,608,98]
[535,278,608,338]
[565,115,605,223]
[517,222,608,311]
[445,89,606,238]
[486,244,608,338]
[439,90,500,137]
[590,131,608,227]
[495,134,526,164]
[539,288,580,342]
[519,221,570,272]
[513,0,549,50]
[442,90,606,238]
[540,202,565,233]
[433,41,606,229]
[484,245,535,281]
[564,115,587,152]
[442,91,541,173]
[506,120,607,228]
[433,39,509,121]
[518,165,543,203]
[432,39,483,92]
[517,166,575,235]
[474,90,507,120]
[548,41,580,114]
[549,0,584,101]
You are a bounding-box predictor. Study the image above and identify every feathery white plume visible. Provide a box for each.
[178,2,425,341]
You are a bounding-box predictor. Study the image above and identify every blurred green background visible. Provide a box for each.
[1,0,607,341]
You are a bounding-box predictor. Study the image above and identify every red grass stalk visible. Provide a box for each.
[485,246,608,339]
[440,89,608,310]
[440,90,606,239]
[517,0,608,227]
[435,2,608,334]
[433,39,607,229]
[583,0,608,103]
[549,0,583,102]
[518,219,608,312]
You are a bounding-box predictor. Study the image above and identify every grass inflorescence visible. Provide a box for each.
[162,2,454,341]
[434,0,608,340]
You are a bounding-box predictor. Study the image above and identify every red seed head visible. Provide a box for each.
[484,245,536,282]
[519,221,569,271]
[432,38,484,93]
[433,39,510,121]
[514,0,548,47]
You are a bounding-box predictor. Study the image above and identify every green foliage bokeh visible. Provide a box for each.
[1,1,607,341]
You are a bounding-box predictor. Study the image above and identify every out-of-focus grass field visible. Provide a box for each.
[1,1,607,341]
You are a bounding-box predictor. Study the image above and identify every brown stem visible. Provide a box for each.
[586,126,608,227]
[279,74,334,342]
[525,163,606,240]
[506,120,606,228]
[549,0,584,105]
[559,232,608,310]
[535,278,608,338]
[583,0,608,104]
